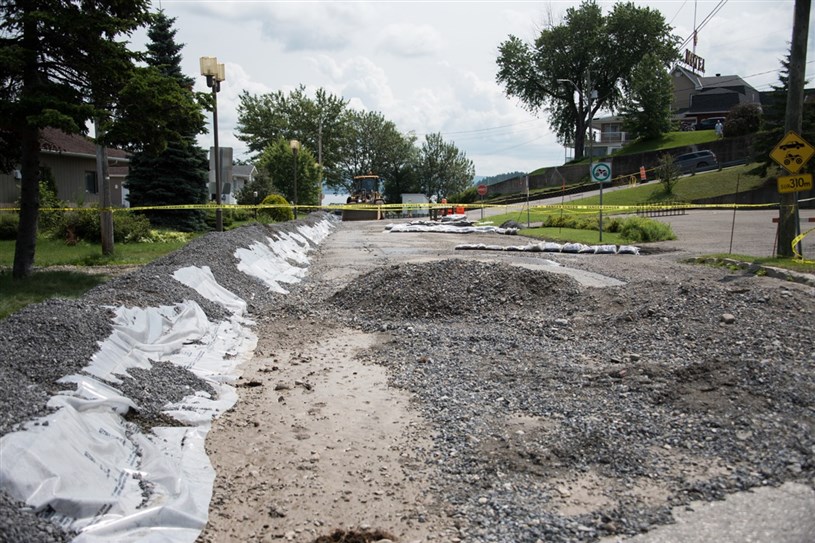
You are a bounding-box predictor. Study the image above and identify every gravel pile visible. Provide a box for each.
[1,213,814,543]
[317,258,815,542]
[330,259,581,319]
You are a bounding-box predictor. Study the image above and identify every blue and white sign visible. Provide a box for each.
[591,162,612,183]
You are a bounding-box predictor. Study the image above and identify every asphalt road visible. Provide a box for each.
[467,186,815,259]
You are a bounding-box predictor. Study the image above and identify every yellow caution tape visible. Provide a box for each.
[792,226,815,263]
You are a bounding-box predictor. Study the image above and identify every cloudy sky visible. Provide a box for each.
[141,0,810,177]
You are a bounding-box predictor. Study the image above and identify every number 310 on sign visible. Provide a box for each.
[777,173,812,194]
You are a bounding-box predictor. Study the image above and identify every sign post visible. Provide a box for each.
[591,162,612,242]
[770,131,814,257]
[477,183,487,220]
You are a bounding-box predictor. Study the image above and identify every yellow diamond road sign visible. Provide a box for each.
[770,131,814,173]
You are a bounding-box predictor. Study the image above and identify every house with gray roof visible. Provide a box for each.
[0,128,130,207]
[671,65,762,124]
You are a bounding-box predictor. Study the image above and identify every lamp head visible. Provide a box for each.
[200,57,226,86]
[290,139,301,152]
[200,56,218,77]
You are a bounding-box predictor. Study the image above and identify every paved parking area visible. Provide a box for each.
[467,190,815,259]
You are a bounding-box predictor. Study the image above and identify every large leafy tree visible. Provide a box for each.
[417,133,475,199]
[0,1,151,278]
[496,0,679,160]
[236,86,348,186]
[123,11,209,232]
[621,53,673,140]
[256,137,321,209]
[333,110,418,195]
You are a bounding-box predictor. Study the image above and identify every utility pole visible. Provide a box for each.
[95,119,114,256]
[777,0,810,257]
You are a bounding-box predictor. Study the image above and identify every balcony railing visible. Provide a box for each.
[598,131,628,144]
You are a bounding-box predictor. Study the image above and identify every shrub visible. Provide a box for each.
[258,193,294,223]
[0,213,19,240]
[449,186,479,204]
[203,207,236,230]
[112,212,153,243]
[618,216,676,242]
[53,208,100,244]
[655,154,680,195]
[38,180,64,233]
[543,214,598,231]
[541,214,674,242]
[724,103,761,137]
[51,208,153,244]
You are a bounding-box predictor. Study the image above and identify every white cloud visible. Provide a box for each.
[151,0,811,176]
[311,55,396,112]
[379,23,444,57]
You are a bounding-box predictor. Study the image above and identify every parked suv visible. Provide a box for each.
[674,150,718,174]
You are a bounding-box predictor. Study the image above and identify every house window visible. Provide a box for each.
[85,171,98,194]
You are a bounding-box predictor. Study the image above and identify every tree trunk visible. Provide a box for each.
[13,8,41,279]
[13,125,41,279]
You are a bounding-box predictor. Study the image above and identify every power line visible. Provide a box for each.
[667,0,690,26]
[411,117,545,139]
[677,0,728,51]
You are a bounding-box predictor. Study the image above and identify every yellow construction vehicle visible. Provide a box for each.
[342,174,386,221]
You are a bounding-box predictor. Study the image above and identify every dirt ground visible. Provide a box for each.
[195,218,815,543]
[197,316,457,543]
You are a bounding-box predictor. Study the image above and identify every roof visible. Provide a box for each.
[672,66,758,95]
[697,74,753,92]
[232,164,256,178]
[40,127,129,162]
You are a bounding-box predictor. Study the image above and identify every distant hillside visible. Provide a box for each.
[481,171,527,185]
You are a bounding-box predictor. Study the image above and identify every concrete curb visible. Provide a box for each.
[693,256,815,287]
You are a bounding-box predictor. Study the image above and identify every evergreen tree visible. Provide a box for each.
[0,0,151,278]
[125,11,209,232]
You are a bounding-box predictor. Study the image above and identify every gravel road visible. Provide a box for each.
[1,213,814,543]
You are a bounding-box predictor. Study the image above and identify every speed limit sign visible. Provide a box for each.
[591,162,612,183]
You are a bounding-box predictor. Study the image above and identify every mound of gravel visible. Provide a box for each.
[330,259,582,319]
[313,256,815,542]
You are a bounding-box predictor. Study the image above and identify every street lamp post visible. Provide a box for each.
[289,139,300,218]
[200,56,226,231]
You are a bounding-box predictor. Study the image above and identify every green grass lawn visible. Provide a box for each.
[609,130,719,156]
[485,163,769,227]
[0,269,110,320]
[518,226,626,245]
[570,164,769,207]
[0,237,190,268]
[0,237,189,319]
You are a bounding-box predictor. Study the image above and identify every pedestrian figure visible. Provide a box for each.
[715,120,723,138]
